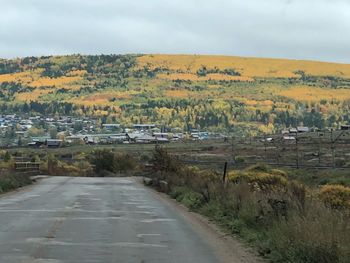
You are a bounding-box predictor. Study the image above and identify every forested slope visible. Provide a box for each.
[0,54,349,134]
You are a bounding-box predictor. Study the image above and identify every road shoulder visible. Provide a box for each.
[135,177,264,263]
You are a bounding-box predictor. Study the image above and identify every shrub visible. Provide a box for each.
[113,153,137,173]
[0,173,32,193]
[319,185,350,209]
[170,186,205,210]
[234,155,245,164]
[3,151,11,162]
[89,149,137,175]
[89,149,114,173]
[151,146,180,173]
[228,170,288,193]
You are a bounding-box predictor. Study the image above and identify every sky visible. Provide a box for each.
[1,0,349,63]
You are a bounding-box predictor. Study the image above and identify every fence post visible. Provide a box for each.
[264,134,267,163]
[296,132,299,169]
[331,130,335,168]
[222,161,228,184]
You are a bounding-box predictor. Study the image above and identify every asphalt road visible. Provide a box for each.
[0,177,220,263]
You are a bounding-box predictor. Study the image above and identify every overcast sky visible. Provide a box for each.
[1,0,349,63]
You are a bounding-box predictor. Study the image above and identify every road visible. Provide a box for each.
[0,177,225,263]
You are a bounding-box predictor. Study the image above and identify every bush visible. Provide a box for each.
[234,155,245,164]
[0,173,32,193]
[170,186,205,210]
[89,149,115,173]
[151,146,180,173]
[228,170,288,193]
[89,149,137,175]
[113,153,137,173]
[319,185,350,209]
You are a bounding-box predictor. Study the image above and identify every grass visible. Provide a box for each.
[287,168,350,187]
[0,172,32,194]
[149,148,350,262]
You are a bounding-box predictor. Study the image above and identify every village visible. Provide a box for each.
[0,114,349,149]
[0,114,224,148]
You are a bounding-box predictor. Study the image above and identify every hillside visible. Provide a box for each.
[0,54,349,134]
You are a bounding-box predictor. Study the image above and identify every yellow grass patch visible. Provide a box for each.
[16,89,53,102]
[72,91,135,106]
[245,100,274,106]
[138,54,350,78]
[0,71,37,84]
[30,75,82,88]
[157,73,252,82]
[278,86,350,101]
[165,90,189,98]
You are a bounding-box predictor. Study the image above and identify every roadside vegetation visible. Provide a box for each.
[0,172,32,194]
[148,147,350,263]
[1,142,349,262]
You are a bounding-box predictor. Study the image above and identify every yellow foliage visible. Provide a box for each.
[0,71,38,84]
[138,54,350,78]
[279,86,350,101]
[30,75,82,88]
[319,185,350,209]
[165,90,189,98]
[0,69,83,89]
[71,91,136,106]
[157,73,253,82]
[228,169,288,192]
[16,89,53,102]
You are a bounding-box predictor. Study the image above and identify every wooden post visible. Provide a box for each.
[296,132,299,169]
[331,130,335,168]
[318,136,321,165]
[222,162,228,184]
[264,134,267,163]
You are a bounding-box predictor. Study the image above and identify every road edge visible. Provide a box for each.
[134,177,264,263]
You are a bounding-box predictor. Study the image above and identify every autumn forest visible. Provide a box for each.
[0,54,350,135]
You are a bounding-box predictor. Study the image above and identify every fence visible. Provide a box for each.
[14,162,40,173]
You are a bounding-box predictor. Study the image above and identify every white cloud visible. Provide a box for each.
[0,0,349,62]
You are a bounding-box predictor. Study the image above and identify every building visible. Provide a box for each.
[46,139,63,148]
[102,124,121,131]
[133,124,156,130]
[341,125,350,131]
[297,127,310,133]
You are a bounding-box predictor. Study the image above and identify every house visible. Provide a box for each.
[46,139,63,148]
[135,134,156,144]
[153,132,170,139]
[133,124,156,130]
[32,136,51,143]
[289,128,298,133]
[283,136,296,141]
[108,134,127,143]
[102,124,121,131]
[341,125,350,131]
[155,137,170,143]
[297,127,310,133]
[28,141,42,148]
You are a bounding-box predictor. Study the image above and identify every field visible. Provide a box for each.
[0,54,349,134]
